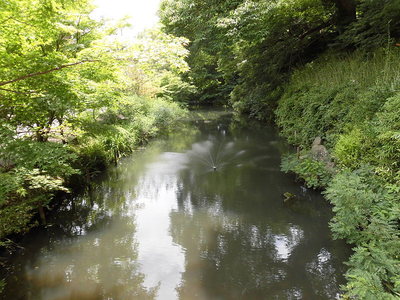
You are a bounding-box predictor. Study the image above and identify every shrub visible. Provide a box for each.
[0,167,69,237]
[281,153,334,189]
[333,128,370,169]
[325,169,400,299]
[74,96,186,173]
[0,140,78,178]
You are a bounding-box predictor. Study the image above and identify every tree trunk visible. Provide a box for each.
[333,0,356,26]
[36,130,46,142]
[38,205,47,225]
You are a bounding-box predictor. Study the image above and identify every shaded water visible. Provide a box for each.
[1,110,351,300]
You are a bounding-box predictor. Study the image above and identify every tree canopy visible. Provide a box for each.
[160,0,400,117]
[0,0,188,244]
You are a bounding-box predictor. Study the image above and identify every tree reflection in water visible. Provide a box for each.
[2,110,350,300]
[24,216,158,300]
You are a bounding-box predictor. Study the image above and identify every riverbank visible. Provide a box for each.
[276,49,400,299]
[0,96,186,248]
[0,1,193,272]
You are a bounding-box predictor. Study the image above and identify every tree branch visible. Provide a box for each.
[0,87,35,94]
[0,60,99,87]
[298,21,333,40]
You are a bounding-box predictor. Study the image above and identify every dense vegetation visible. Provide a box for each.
[278,49,400,299]
[0,0,191,252]
[160,0,400,298]
[1,0,399,298]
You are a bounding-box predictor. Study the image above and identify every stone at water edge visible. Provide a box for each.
[311,137,329,160]
[311,136,334,168]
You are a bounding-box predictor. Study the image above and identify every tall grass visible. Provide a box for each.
[289,49,400,91]
[276,47,400,147]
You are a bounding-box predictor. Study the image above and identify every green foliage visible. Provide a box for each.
[228,0,335,118]
[0,0,124,142]
[281,153,334,189]
[75,124,137,170]
[325,169,400,298]
[157,72,197,103]
[160,1,400,299]
[373,94,400,181]
[335,0,400,50]
[277,47,400,300]
[275,28,400,300]
[0,0,188,245]
[161,0,400,117]
[0,97,185,241]
[73,138,109,177]
[333,128,369,169]
[1,140,78,178]
[73,96,186,177]
[1,0,399,297]
[0,172,23,208]
[0,203,34,238]
[0,166,69,238]
[332,92,400,182]
[276,49,400,148]
[124,27,196,102]
[160,0,244,103]
[161,0,337,111]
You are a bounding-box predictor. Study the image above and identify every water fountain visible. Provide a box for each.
[186,139,245,172]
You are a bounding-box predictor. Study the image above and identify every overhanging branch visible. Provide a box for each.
[0,87,31,94]
[0,59,99,87]
[298,21,333,40]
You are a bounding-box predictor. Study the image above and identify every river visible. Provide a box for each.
[1,109,350,300]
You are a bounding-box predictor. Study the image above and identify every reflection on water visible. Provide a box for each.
[1,110,351,300]
[22,217,158,300]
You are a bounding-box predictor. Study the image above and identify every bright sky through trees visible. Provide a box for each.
[92,0,161,38]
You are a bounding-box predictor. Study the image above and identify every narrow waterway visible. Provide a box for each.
[1,110,350,300]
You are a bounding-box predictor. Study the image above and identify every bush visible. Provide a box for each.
[148,98,186,129]
[281,153,334,189]
[72,139,109,178]
[373,94,400,182]
[333,128,371,169]
[1,140,78,178]
[74,95,186,173]
[325,169,400,299]
[0,140,77,237]
[0,203,36,238]
[332,94,400,181]
[0,167,69,237]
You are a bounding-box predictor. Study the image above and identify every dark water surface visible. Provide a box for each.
[1,110,351,300]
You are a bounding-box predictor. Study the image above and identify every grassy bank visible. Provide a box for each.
[277,48,400,299]
[0,96,185,245]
